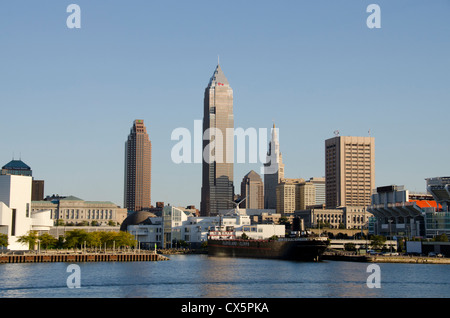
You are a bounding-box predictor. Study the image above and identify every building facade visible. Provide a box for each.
[325,136,375,208]
[264,123,285,209]
[127,205,285,249]
[309,177,325,206]
[0,175,53,250]
[201,64,235,216]
[240,170,264,209]
[368,182,450,239]
[32,195,127,226]
[276,178,304,216]
[297,181,316,211]
[124,119,152,212]
[294,206,371,230]
[1,159,45,201]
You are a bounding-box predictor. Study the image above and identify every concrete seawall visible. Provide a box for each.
[0,252,169,263]
[323,253,450,264]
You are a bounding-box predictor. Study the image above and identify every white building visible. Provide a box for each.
[0,175,53,250]
[127,205,285,249]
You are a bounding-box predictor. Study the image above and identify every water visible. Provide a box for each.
[0,254,449,298]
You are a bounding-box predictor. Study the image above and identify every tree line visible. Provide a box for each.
[0,229,137,250]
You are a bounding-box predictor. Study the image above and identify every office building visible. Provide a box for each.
[200,63,234,216]
[240,170,264,209]
[124,119,152,212]
[264,123,285,209]
[276,178,304,216]
[325,136,375,208]
[297,181,316,210]
[309,177,325,206]
[1,159,45,201]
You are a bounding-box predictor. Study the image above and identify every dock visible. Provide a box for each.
[0,252,169,263]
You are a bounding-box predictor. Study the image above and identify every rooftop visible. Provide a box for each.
[2,159,31,171]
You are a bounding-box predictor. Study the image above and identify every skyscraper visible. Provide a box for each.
[264,123,285,209]
[240,170,264,209]
[325,136,375,208]
[1,159,44,201]
[200,64,234,216]
[124,119,152,212]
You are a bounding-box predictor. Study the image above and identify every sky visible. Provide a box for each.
[0,0,449,208]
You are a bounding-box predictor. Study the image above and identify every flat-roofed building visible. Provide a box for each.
[32,195,127,226]
[325,135,375,208]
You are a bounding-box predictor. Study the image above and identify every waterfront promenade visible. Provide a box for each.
[0,250,169,263]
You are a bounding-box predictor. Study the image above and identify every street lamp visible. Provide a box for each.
[388,219,393,253]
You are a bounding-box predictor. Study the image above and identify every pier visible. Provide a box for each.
[0,251,169,263]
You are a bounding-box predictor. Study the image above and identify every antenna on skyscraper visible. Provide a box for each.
[334,130,340,136]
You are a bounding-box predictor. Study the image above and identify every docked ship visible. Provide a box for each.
[207,228,329,262]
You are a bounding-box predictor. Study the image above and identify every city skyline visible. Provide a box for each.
[1,1,449,208]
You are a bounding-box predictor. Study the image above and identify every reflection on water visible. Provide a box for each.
[0,254,449,298]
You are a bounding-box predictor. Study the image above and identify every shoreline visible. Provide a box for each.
[322,253,450,264]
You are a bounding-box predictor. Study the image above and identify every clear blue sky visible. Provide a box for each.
[0,1,449,208]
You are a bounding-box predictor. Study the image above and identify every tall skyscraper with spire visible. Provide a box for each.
[124,119,152,212]
[264,123,285,209]
[200,63,234,216]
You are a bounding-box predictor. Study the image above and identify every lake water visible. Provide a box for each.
[0,254,449,298]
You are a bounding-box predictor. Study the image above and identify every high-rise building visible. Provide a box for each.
[124,119,152,212]
[200,64,235,216]
[276,178,304,216]
[1,159,45,201]
[240,170,264,209]
[309,177,325,206]
[264,123,285,209]
[1,159,32,176]
[325,136,375,208]
[297,181,316,210]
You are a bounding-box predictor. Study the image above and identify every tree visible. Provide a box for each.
[370,235,386,250]
[434,233,448,242]
[38,233,58,249]
[17,231,39,250]
[241,233,249,240]
[344,243,356,251]
[64,229,89,249]
[0,234,8,248]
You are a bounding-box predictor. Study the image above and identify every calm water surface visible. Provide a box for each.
[0,254,449,298]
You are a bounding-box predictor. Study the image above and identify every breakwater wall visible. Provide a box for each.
[0,252,169,263]
[322,253,450,264]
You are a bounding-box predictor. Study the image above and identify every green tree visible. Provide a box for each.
[344,243,356,251]
[64,229,89,249]
[434,233,448,242]
[114,231,136,248]
[370,235,387,250]
[38,233,58,249]
[0,234,8,248]
[17,231,39,250]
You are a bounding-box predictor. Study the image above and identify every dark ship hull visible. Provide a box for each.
[208,238,329,261]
